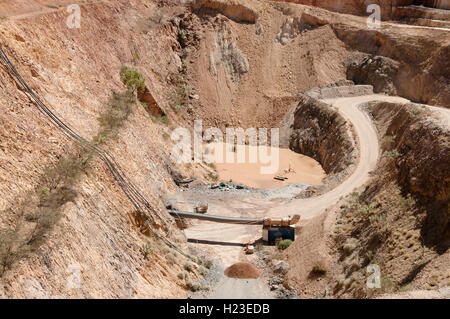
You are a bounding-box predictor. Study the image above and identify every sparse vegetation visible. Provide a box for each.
[381,276,396,292]
[342,238,358,255]
[185,278,209,292]
[178,271,188,280]
[171,83,191,112]
[0,64,144,277]
[0,230,21,276]
[196,255,213,269]
[387,149,401,159]
[203,259,213,269]
[276,239,293,250]
[381,135,395,151]
[120,66,146,93]
[142,240,153,259]
[184,262,194,272]
[0,145,90,276]
[165,252,177,266]
[198,266,207,276]
[207,172,219,181]
[311,264,327,276]
[94,91,135,144]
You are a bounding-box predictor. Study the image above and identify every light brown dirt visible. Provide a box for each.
[206,142,326,189]
[224,262,261,279]
[0,0,193,298]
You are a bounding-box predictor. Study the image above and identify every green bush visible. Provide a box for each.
[311,264,327,276]
[277,239,293,250]
[120,66,146,93]
[142,241,152,259]
[184,263,194,272]
[203,259,213,269]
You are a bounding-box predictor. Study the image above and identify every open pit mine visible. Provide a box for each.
[0,0,449,304]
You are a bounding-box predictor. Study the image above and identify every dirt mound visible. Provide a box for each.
[224,262,261,279]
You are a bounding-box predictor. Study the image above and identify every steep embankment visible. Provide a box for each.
[268,93,409,220]
[283,99,449,298]
[0,0,206,298]
[330,101,450,298]
[175,0,449,135]
[183,0,351,130]
[272,0,450,19]
[290,3,450,107]
[288,94,357,184]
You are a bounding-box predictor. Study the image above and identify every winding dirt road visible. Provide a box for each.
[266,94,410,220]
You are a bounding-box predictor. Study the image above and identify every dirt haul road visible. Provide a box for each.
[266,94,410,219]
[267,94,450,219]
[185,94,409,298]
[187,95,410,247]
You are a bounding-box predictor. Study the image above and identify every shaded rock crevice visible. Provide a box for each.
[288,95,356,176]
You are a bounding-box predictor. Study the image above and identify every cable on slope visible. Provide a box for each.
[0,42,189,258]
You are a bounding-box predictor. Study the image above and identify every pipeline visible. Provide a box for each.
[0,42,189,257]
[169,210,301,226]
[168,210,264,225]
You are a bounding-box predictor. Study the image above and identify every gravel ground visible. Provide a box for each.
[180,182,310,201]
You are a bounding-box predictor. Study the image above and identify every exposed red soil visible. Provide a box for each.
[224,262,262,279]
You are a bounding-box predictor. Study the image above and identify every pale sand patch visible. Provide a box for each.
[203,142,325,189]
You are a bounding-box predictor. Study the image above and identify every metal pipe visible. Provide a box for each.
[168,210,264,225]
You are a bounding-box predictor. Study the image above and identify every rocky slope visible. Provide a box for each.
[268,1,450,106]
[331,101,449,298]
[273,0,450,18]
[288,94,357,180]
[283,100,449,298]
[0,0,209,298]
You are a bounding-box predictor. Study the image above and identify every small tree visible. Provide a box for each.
[120,66,146,93]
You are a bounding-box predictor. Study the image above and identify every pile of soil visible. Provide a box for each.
[224,262,262,279]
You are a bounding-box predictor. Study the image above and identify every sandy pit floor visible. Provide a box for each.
[203,142,325,189]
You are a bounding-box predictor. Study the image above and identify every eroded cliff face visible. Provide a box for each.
[288,95,356,177]
[272,0,418,19]
[334,25,450,106]
[0,0,206,298]
[269,1,450,107]
[369,102,449,249]
[272,0,450,18]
